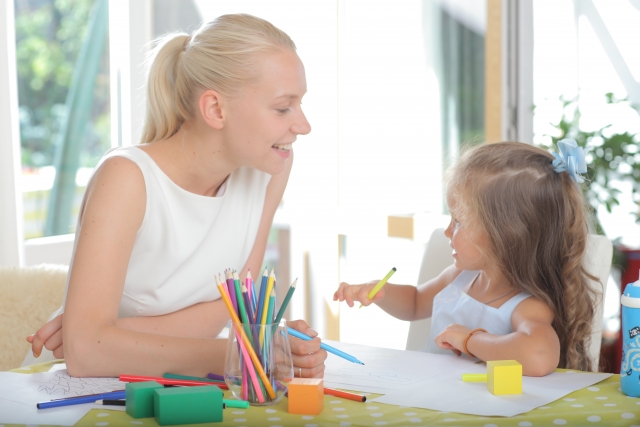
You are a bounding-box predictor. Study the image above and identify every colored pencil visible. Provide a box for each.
[256,267,269,328]
[119,374,228,389]
[163,373,225,384]
[241,360,249,401]
[324,387,366,402]
[286,327,364,365]
[96,399,126,406]
[274,278,297,324]
[259,270,276,345]
[37,391,126,409]
[359,267,397,308]
[246,269,254,315]
[241,282,255,327]
[217,272,228,298]
[266,293,275,324]
[217,283,277,399]
[226,270,238,314]
[233,271,251,327]
[207,373,225,381]
[217,280,266,403]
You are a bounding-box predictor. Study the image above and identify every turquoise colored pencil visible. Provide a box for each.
[266,293,275,324]
[274,278,297,324]
[233,271,250,327]
[287,327,365,365]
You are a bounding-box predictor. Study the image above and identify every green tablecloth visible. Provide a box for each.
[8,361,640,426]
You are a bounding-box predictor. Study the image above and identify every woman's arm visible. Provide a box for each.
[63,156,228,377]
[435,297,560,376]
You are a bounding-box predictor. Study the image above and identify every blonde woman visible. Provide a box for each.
[28,14,325,378]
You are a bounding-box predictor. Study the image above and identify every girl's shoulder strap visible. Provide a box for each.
[499,291,532,313]
[451,270,480,290]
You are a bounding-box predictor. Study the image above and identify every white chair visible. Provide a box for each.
[405,228,613,371]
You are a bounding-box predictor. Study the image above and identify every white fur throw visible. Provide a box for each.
[0,264,67,371]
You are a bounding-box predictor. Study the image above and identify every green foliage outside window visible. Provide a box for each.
[539,94,640,235]
[15,0,110,170]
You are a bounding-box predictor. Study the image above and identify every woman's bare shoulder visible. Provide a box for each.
[79,155,146,227]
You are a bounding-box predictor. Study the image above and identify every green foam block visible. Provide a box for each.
[154,386,224,425]
[126,381,163,418]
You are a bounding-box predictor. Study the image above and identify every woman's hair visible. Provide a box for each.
[446,141,598,371]
[141,14,296,143]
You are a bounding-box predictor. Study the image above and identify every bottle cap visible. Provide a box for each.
[621,270,640,307]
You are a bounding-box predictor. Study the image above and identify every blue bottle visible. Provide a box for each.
[621,277,640,397]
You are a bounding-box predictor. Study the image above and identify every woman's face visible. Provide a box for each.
[223,49,311,175]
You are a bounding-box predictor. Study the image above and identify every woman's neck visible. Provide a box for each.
[141,121,236,197]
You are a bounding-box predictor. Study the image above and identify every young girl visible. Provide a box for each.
[334,141,597,376]
[27,14,327,378]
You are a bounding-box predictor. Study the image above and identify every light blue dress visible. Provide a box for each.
[425,270,531,355]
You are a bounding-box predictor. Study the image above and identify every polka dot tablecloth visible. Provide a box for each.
[8,362,640,427]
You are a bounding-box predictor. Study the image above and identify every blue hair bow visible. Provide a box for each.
[551,139,587,184]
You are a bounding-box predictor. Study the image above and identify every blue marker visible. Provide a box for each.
[37,390,126,409]
[287,327,364,365]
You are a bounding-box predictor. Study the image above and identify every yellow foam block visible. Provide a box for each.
[288,378,324,415]
[487,360,522,395]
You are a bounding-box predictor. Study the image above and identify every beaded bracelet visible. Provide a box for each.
[462,328,487,358]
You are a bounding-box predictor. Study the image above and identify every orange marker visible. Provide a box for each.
[324,387,366,402]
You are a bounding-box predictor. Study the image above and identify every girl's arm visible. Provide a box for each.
[334,265,461,321]
[435,297,560,377]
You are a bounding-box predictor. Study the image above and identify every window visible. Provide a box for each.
[16,0,110,239]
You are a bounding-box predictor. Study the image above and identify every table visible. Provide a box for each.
[8,361,640,426]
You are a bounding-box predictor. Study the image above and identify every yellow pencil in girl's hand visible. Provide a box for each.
[360,267,396,308]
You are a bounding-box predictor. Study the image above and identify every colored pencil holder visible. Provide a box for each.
[224,320,292,406]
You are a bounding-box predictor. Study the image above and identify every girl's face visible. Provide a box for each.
[223,49,311,175]
[444,198,489,271]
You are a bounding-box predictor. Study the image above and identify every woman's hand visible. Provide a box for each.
[333,280,385,307]
[434,323,472,357]
[286,319,327,378]
[26,314,64,359]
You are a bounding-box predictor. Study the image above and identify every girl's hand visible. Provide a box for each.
[434,323,472,357]
[286,319,327,378]
[333,280,385,307]
[27,314,64,359]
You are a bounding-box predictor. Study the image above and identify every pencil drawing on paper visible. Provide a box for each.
[30,370,124,397]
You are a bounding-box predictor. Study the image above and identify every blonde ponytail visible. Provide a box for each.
[141,14,296,144]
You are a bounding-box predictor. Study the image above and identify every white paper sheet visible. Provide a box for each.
[0,368,126,424]
[323,340,479,394]
[0,396,93,426]
[323,340,612,417]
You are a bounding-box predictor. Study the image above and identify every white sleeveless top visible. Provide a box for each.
[425,270,531,355]
[63,145,272,318]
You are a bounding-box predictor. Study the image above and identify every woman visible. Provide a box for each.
[28,14,326,378]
